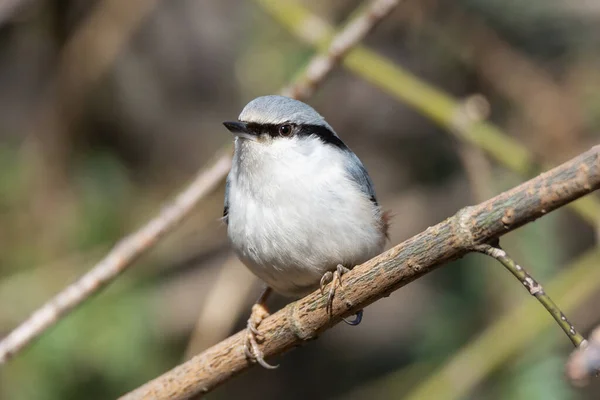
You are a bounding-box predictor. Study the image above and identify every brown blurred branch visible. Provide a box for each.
[27,0,162,199]
[0,0,401,365]
[446,6,584,161]
[121,147,600,400]
[400,1,585,160]
[567,326,600,386]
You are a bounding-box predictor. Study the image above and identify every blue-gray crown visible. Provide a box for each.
[238,95,335,132]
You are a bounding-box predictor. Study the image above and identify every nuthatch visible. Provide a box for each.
[223,95,389,368]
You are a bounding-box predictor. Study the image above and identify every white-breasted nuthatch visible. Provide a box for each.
[223,95,389,368]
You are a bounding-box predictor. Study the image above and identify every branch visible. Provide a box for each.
[567,326,600,386]
[0,0,401,365]
[120,146,600,400]
[474,243,586,347]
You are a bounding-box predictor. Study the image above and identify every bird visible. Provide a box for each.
[222,95,389,368]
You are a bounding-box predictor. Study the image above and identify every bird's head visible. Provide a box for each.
[223,95,346,150]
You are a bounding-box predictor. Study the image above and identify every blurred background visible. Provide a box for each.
[1,0,600,399]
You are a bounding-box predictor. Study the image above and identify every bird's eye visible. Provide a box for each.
[278,124,293,137]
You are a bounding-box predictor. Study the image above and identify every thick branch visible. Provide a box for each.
[121,146,600,400]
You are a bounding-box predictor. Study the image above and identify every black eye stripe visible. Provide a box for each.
[296,125,347,149]
[242,122,347,149]
[244,122,281,137]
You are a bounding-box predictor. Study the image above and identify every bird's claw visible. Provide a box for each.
[321,264,351,316]
[320,271,333,296]
[247,321,261,336]
[320,265,364,325]
[244,302,278,369]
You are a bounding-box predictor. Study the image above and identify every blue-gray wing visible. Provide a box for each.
[223,176,230,224]
[345,153,379,206]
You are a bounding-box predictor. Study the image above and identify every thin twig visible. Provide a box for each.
[567,326,600,386]
[121,146,600,400]
[0,0,401,365]
[473,243,587,347]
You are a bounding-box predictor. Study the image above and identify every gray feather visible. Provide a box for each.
[223,176,230,224]
[238,95,335,132]
[344,152,378,206]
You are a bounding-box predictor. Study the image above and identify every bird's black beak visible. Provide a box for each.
[223,121,249,134]
[223,121,259,141]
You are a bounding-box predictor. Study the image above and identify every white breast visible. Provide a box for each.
[226,136,385,297]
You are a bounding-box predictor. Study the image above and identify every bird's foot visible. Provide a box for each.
[343,309,363,326]
[320,264,363,325]
[244,293,278,369]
